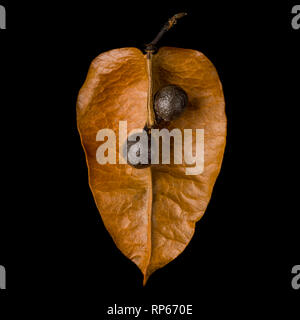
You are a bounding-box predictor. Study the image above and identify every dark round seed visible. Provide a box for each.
[154,85,188,122]
[123,131,154,169]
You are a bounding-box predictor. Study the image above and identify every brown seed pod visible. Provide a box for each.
[76,14,226,285]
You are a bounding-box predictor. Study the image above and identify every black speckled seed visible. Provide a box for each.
[123,131,155,169]
[154,85,188,122]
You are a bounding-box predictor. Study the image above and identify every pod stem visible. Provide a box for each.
[145,13,187,129]
[145,12,187,52]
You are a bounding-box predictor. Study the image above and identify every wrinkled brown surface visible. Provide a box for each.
[77,47,226,284]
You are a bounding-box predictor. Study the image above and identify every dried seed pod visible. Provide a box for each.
[77,13,226,285]
[154,85,188,121]
[77,47,226,285]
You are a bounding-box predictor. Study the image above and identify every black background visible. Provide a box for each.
[0,0,299,314]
